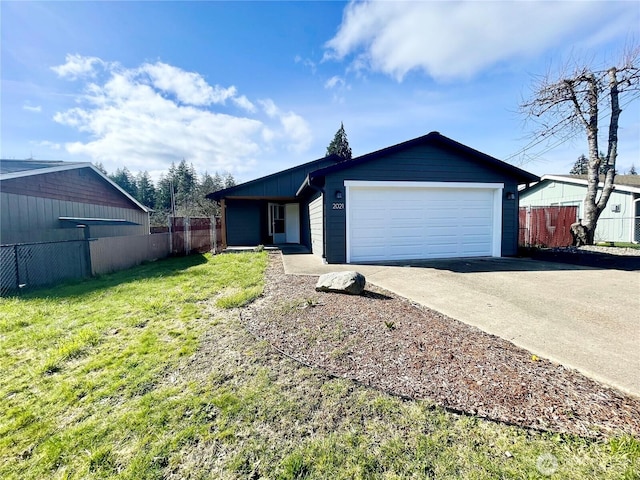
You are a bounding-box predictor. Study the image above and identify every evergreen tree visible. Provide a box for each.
[136,171,156,208]
[93,162,108,174]
[173,159,198,214]
[155,162,177,213]
[109,167,137,198]
[196,172,222,217]
[223,171,236,188]
[570,153,610,175]
[326,122,352,161]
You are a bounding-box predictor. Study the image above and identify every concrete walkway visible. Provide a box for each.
[281,251,640,398]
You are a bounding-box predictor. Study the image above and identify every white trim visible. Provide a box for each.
[491,188,503,256]
[541,175,640,194]
[633,198,640,244]
[344,180,504,190]
[346,185,352,263]
[345,181,504,263]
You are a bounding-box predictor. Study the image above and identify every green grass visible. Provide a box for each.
[596,242,640,249]
[1,251,638,479]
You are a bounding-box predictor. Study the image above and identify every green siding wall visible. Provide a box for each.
[520,180,636,243]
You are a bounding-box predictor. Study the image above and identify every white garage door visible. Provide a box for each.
[346,181,502,263]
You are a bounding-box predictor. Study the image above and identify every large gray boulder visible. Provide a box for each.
[315,271,366,295]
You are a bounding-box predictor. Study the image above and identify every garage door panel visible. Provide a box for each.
[348,185,498,262]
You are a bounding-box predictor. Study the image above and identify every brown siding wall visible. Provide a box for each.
[1,168,141,210]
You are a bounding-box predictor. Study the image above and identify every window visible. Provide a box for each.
[268,203,285,235]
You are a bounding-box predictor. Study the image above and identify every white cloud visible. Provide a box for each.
[324,75,345,90]
[50,55,313,178]
[233,95,256,113]
[295,55,317,74]
[141,62,237,106]
[325,1,637,81]
[35,140,61,150]
[259,98,279,118]
[280,112,312,153]
[51,53,105,80]
[257,99,312,152]
[23,104,42,113]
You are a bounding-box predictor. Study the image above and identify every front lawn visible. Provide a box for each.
[0,251,637,479]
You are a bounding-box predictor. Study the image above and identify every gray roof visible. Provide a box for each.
[550,174,640,188]
[0,159,88,175]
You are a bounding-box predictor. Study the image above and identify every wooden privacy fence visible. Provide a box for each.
[169,216,223,256]
[519,206,578,248]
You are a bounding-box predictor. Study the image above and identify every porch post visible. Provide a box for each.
[220,199,228,249]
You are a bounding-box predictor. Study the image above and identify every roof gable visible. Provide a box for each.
[0,160,150,212]
[525,175,640,195]
[207,154,342,201]
[306,132,539,187]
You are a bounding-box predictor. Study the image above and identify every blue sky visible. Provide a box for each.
[2,1,639,183]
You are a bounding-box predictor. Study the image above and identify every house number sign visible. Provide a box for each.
[332,202,345,210]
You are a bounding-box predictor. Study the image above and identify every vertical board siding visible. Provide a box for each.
[309,194,324,256]
[225,200,262,245]
[323,144,524,263]
[89,234,170,275]
[0,192,149,244]
[220,157,338,198]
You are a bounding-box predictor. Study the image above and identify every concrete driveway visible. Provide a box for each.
[281,252,640,397]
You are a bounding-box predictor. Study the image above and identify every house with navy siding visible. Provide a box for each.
[208,132,539,264]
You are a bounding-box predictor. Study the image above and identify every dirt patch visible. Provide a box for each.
[243,253,640,438]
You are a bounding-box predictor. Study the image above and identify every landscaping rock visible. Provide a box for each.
[315,271,366,295]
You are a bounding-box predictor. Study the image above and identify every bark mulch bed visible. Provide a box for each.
[242,252,640,439]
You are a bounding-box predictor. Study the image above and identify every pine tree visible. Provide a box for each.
[135,171,156,208]
[109,167,137,198]
[326,122,352,161]
[570,153,610,175]
[93,162,108,174]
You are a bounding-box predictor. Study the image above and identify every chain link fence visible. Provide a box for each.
[1,240,90,296]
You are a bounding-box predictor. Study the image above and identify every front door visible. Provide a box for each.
[269,203,286,243]
[268,203,300,244]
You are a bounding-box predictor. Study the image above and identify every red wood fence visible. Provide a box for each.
[169,216,223,255]
[519,206,578,248]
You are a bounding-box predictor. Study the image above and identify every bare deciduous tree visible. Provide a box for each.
[521,47,640,245]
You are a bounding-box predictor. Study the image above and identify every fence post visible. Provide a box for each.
[168,216,173,255]
[185,216,191,255]
[525,206,531,246]
[214,217,218,255]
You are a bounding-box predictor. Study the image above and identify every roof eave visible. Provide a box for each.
[540,174,640,194]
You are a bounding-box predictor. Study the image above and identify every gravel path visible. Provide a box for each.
[243,253,640,439]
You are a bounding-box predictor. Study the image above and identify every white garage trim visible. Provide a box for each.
[345,181,503,263]
[344,180,504,190]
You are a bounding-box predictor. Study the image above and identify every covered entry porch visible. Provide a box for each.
[220,197,306,247]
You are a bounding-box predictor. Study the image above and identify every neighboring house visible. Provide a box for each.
[519,174,640,244]
[0,159,151,245]
[208,132,539,264]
